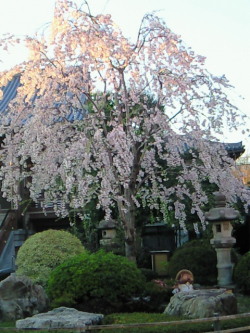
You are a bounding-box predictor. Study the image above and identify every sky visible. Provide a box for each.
[0,0,250,153]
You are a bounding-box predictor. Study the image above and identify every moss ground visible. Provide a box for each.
[1,293,250,333]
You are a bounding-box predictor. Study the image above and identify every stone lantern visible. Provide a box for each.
[98,219,117,246]
[205,192,239,287]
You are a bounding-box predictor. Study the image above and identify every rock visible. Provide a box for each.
[164,289,237,319]
[0,274,49,321]
[16,307,104,330]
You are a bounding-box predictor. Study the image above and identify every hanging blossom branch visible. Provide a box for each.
[0,0,249,260]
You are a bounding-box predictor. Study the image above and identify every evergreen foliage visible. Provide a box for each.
[166,239,217,285]
[234,251,250,294]
[16,229,85,287]
[47,250,146,314]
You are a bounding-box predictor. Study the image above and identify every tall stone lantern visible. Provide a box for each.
[205,192,239,287]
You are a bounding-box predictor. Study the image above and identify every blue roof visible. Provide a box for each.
[0,74,20,114]
[224,142,245,152]
[209,139,245,157]
[0,74,86,122]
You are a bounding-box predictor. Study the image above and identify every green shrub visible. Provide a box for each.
[122,279,173,313]
[47,250,146,314]
[143,280,173,312]
[166,239,217,285]
[16,229,85,287]
[234,251,250,294]
[139,268,158,282]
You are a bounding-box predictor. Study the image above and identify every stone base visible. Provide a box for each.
[16,307,104,331]
[0,274,48,321]
[164,289,237,319]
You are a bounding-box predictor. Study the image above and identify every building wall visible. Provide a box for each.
[234,164,250,185]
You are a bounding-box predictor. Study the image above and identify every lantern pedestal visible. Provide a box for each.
[211,241,236,287]
[205,192,238,288]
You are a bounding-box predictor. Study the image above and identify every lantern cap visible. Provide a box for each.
[205,192,239,222]
[98,219,117,230]
[214,192,226,207]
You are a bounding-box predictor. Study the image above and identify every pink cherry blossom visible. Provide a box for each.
[0,0,249,261]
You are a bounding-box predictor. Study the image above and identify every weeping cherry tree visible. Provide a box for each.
[0,0,249,261]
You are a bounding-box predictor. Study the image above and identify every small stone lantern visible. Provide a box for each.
[98,219,117,246]
[205,192,239,287]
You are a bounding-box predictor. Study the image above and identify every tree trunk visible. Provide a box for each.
[117,194,137,262]
[124,216,137,262]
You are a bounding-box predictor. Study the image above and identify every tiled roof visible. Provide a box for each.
[224,142,245,152]
[209,139,245,158]
[0,74,20,114]
[0,74,86,121]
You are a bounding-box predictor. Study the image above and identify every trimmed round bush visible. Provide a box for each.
[166,239,217,285]
[234,251,250,294]
[16,229,85,287]
[47,250,146,314]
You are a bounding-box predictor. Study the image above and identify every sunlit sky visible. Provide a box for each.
[0,0,250,153]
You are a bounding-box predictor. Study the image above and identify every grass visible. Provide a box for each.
[236,293,250,314]
[101,312,250,333]
[1,294,250,333]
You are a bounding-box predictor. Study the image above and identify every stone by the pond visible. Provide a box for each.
[0,274,48,321]
[164,289,237,319]
[16,307,104,330]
